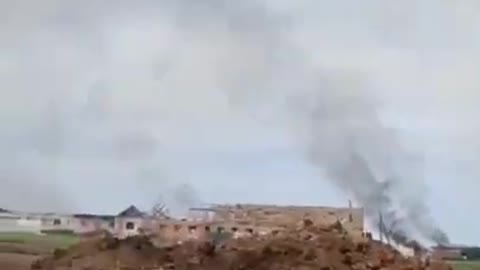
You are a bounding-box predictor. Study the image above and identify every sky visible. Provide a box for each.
[0,0,479,244]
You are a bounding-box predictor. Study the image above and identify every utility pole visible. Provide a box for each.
[348,200,353,222]
[378,211,383,242]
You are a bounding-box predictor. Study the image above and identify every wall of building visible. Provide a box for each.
[0,214,22,232]
[431,248,464,260]
[1,212,140,237]
[0,213,43,234]
[209,204,364,238]
[155,222,210,245]
[1,212,128,237]
[35,215,112,234]
[70,218,114,234]
[40,215,78,232]
[149,219,285,246]
[114,217,147,239]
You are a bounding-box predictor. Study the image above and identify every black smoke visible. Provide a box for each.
[298,86,449,245]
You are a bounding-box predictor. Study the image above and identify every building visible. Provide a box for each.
[0,209,46,234]
[0,208,116,235]
[189,203,365,238]
[147,218,285,247]
[0,202,366,243]
[72,214,115,234]
[113,205,152,239]
[40,213,75,231]
[431,244,470,260]
[0,205,158,238]
[0,211,22,232]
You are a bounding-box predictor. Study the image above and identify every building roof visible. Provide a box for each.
[0,208,11,213]
[73,214,115,220]
[211,203,362,212]
[0,211,19,219]
[189,207,220,212]
[117,205,145,217]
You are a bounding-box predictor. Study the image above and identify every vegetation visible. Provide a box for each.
[40,229,76,236]
[462,248,480,260]
[449,260,480,270]
[0,232,78,249]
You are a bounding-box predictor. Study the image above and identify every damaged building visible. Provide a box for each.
[187,203,364,237]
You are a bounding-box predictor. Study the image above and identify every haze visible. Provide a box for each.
[0,1,479,244]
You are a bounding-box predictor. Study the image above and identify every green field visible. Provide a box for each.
[449,260,480,270]
[0,232,78,247]
[0,232,79,255]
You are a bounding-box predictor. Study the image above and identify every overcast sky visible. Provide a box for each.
[1,0,479,245]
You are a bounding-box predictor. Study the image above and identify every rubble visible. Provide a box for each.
[31,222,452,270]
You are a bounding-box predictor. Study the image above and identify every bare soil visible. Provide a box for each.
[0,252,39,270]
[31,222,453,270]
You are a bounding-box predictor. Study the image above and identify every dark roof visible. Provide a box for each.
[73,214,115,220]
[0,208,11,213]
[117,205,144,217]
[189,207,219,212]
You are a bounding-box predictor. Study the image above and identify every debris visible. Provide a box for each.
[31,223,451,270]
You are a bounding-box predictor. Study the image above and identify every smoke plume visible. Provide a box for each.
[166,1,452,244]
[300,92,449,245]
[267,64,449,245]
[165,0,452,244]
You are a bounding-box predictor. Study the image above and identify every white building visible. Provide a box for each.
[113,205,150,239]
[0,209,42,234]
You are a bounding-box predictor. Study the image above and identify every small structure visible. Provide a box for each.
[40,214,73,229]
[431,244,470,260]
[0,210,44,234]
[0,211,21,232]
[72,214,115,234]
[114,205,148,239]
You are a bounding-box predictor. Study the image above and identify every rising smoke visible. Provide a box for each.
[168,1,453,244]
[264,63,450,245]
[166,0,452,245]
[288,77,451,245]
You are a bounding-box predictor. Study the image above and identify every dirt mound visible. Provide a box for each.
[0,253,39,270]
[31,224,452,270]
[31,235,162,269]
